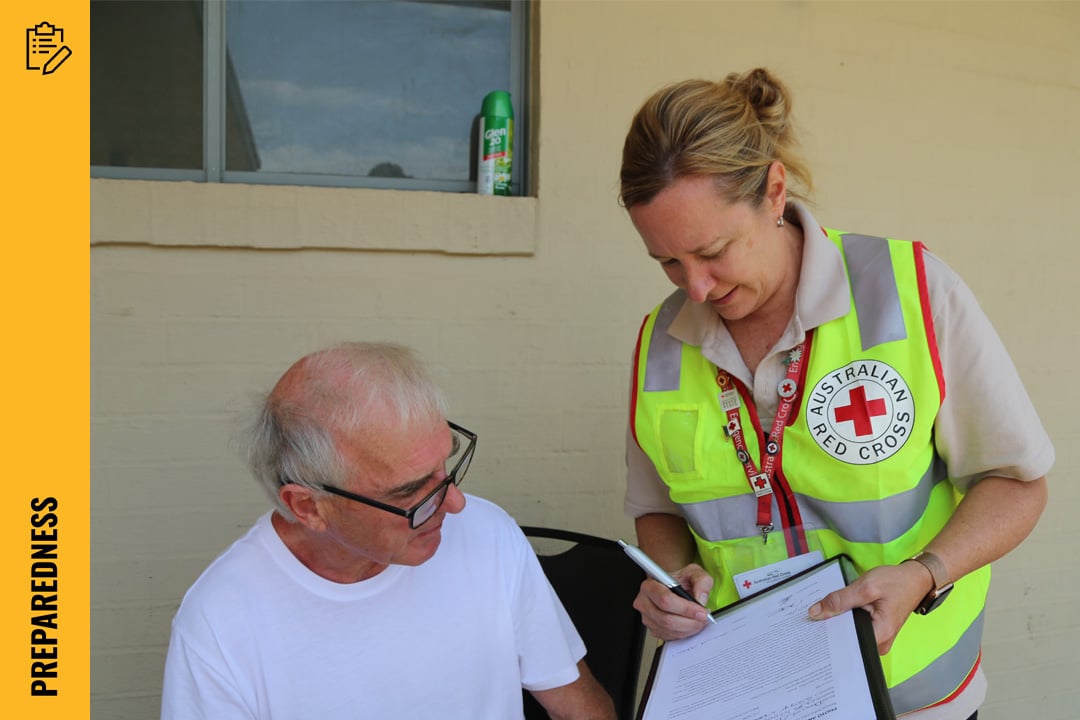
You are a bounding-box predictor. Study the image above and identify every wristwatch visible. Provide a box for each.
[906,551,954,615]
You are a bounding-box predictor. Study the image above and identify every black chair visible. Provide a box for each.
[519,526,648,720]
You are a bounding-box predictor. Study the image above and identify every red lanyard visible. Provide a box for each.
[716,331,812,545]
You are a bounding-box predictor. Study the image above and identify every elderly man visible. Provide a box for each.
[161,342,615,720]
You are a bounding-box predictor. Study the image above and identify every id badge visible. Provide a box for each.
[732,551,824,599]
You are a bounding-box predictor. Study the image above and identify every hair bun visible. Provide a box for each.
[727,67,789,135]
[619,67,812,208]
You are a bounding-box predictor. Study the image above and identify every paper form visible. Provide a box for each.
[642,560,879,720]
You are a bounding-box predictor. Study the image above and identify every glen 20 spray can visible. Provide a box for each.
[477,90,513,195]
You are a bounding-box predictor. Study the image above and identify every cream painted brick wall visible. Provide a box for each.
[91,2,1080,718]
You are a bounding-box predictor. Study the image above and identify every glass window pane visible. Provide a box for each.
[225,0,511,182]
[90,0,204,169]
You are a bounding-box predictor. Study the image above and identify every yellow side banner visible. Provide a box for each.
[0,1,89,718]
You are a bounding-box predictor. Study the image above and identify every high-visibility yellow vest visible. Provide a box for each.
[632,230,987,714]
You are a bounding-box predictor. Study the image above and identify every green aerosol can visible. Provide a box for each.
[477,90,513,195]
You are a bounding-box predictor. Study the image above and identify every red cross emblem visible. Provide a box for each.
[833,385,887,437]
[751,473,772,496]
[806,361,913,463]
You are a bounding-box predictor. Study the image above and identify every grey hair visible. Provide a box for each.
[244,342,449,520]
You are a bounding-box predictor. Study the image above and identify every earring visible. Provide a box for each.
[776,216,785,228]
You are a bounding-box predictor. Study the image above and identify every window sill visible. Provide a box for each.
[90,179,537,256]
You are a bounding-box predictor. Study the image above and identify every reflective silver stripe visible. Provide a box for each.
[680,455,947,544]
[889,611,984,714]
[681,495,755,543]
[842,233,906,350]
[798,454,949,543]
[643,290,687,392]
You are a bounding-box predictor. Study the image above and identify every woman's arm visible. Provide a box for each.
[809,474,1047,653]
[632,512,714,640]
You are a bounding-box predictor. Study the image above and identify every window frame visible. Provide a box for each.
[90,0,531,195]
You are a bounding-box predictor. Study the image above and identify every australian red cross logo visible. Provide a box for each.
[805,360,914,465]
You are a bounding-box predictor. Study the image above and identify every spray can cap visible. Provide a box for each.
[481,90,513,119]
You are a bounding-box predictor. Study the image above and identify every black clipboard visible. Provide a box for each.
[635,555,896,720]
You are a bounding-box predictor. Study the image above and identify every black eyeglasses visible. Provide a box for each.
[317,422,476,529]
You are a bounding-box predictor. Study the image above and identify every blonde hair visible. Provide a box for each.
[619,68,813,209]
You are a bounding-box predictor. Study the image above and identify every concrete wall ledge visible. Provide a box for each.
[91,178,537,256]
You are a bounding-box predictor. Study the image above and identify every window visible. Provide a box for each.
[91,0,530,194]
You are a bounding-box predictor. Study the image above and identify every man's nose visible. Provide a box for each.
[442,481,467,515]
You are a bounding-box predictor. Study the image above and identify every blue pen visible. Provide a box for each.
[618,539,716,624]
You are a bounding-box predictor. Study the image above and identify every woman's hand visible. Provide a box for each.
[808,476,1048,654]
[633,563,715,640]
[807,560,931,654]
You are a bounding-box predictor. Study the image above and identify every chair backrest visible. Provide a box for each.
[519,526,647,720]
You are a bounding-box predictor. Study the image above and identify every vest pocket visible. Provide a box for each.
[658,407,702,476]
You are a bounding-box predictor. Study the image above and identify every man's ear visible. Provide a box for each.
[279,483,329,532]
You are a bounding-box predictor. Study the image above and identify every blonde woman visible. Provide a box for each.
[620,68,1051,720]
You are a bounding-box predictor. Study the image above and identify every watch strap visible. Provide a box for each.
[909,550,949,591]
[906,551,954,615]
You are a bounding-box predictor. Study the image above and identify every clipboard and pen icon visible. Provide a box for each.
[26,21,73,76]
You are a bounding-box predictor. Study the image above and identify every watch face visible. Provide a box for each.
[916,583,954,615]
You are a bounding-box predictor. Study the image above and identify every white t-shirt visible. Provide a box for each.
[162,495,585,720]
